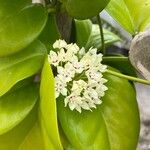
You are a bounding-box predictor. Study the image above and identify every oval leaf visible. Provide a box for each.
[0,40,46,97]
[0,102,38,150]
[57,69,140,149]
[0,82,39,135]
[39,57,63,150]
[0,0,47,56]
[106,0,150,34]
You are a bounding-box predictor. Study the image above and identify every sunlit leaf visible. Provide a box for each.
[0,0,47,56]
[0,40,46,97]
[106,0,150,34]
[0,82,39,135]
[0,100,38,150]
[40,57,63,150]
[57,68,140,149]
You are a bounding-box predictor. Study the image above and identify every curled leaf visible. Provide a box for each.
[40,57,63,150]
[129,27,150,80]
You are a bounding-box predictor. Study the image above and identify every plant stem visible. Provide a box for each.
[97,14,105,55]
[45,0,51,5]
[106,69,150,85]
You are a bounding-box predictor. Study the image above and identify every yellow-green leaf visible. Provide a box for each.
[0,83,39,135]
[0,0,47,56]
[0,101,38,150]
[0,40,46,97]
[39,57,63,150]
[106,0,150,34]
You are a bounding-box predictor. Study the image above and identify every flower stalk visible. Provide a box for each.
[97,14,106,55]
[106,69,150,85]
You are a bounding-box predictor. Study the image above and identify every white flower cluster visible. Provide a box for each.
[48,39,108,113]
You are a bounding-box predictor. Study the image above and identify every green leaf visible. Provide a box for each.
[18,122,45,150]
[0,0,47,56]
[86,24,121,50]
[0,82,39,135]
[75,19,121,50]
[39,57,63,150]
[57,69,140,149]
[39,14,60,51]
[103,56,137,77]
[0,96,38,150]
[0,40,46,97]
[106,0,150,34]
[75,19,92,48]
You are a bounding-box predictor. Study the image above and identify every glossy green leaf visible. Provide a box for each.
[0,0,47,56]
[0,82,39,135]
[75,19,92,48]
[106,0,150,34]
[0,99,38,150]
[0,40,46,97]
[103,56,137,77]
[40,57,63,150]
[75,19,121,50]
[86,24,121,50]
[57,69,140,149]
[39,14,60,51]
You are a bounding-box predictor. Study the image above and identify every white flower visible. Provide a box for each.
[96,84,108,97]
[64,62,76,78]
[72,60,84,74]
[85,69,102,83]
[71,80,87,95]
[53,39,67,49]
[84,88,99,101]
[55,77,67,98]
[65,43,79,54]
[64,94,83,113]
[58,48,66,62]
[57,66,73,83]
[49,39,108,113]
[48,51,59,66]
[79,47,86,58]
[98,64,107,73]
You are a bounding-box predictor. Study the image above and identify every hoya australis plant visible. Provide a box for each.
[0,0,150,150]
